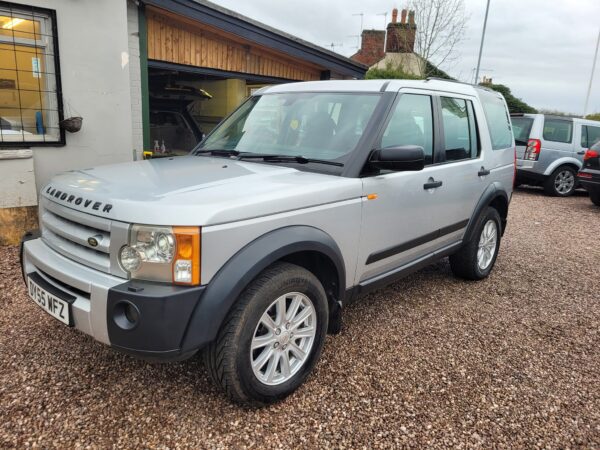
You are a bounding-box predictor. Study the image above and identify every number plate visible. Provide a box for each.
[27,275,72,326]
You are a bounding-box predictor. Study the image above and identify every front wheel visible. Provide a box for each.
[450,207,502,280]
[203,262,328,406]
[544,166,577,196]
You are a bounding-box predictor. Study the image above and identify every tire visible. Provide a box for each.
[590,190,600,206]
[203,262,328,406]
[544,165,577,197]
[450,207,502,280]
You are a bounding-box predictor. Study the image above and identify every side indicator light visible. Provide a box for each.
[366,193,378,200]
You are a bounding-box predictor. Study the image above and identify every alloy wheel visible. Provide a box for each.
[477,220,498,271]
[554,170,575,195]
[250,292,317,386]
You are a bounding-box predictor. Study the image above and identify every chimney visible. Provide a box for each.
[392,8,398,23]
[351,29,386,66]
[386,9,417,53]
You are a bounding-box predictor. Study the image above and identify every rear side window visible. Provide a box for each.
[479,91,513,150]
[510,117,534,144]
[581,125,600,148]
[440,97,478,160]
[381,94,434,164]
[543,119,573,143]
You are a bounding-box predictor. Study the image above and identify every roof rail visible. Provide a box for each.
[424,77,495,92]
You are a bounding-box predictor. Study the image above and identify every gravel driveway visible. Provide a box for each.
[1,189,599,449]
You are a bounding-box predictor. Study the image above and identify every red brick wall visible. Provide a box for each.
[351,30,385,67]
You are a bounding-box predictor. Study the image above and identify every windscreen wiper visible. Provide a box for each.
[237,154,344,167]
[194,149,240,157]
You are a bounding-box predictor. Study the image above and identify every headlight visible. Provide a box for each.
[118,225,200,285]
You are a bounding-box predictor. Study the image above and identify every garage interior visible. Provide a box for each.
[141,0,366,155]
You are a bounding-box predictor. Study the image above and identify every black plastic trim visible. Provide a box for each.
[106,280,205,356]
[19,230,40,283]
[180,226,345,353]
[366,219,469,265]
[359,241,463,297]
[464,183,509,241]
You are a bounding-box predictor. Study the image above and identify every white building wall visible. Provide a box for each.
[0,0,137,206]
[127,0,144,160]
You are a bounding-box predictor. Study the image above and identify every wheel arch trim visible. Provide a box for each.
[543,157,582,176]
[180,225,345,352]
[465,183,510,242]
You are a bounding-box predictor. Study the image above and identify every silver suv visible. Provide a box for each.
[512,113,600,196]
[20,79,514,405]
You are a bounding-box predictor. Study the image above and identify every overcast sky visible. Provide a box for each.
[211,0,600,115]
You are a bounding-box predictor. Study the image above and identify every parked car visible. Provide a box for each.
[20,79,514,405]
[149,83,210,155]
[577,141,600,206]
[511,113,600,196]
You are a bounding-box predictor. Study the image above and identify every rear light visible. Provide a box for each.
[525,139,541,161]
[578,172,593,179]
[583,149,599,161]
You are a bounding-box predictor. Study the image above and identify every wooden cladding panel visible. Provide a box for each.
[147,9,321,81]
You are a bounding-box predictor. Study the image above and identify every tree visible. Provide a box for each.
[481,83,537,114]
[365,61,422,80]
[408,0,468,76]
[585,113,600,121]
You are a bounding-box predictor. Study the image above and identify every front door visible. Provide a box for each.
[356,91,450,283]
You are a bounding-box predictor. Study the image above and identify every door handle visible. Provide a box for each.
[478,167,491,176]
[577,151,586,155]
[423,180,443,190]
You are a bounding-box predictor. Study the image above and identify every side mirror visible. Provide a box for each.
[369,145,425,172]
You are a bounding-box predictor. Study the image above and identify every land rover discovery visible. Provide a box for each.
[21,79,515,405]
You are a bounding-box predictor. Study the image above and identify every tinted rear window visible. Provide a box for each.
[543,119,573,143]
[479,90,513,150]
[581,125,600,148]
[510,117,534,144]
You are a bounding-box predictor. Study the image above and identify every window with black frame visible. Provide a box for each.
[0,2,63,146]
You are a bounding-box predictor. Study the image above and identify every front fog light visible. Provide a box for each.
[173,259,192,283]
[119,245,141,272]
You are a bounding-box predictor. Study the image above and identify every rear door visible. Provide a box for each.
[540,117,574,168]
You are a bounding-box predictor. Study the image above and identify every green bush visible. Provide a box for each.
[585,113,600,121]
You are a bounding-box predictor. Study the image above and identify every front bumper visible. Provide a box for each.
[21,234,205,361]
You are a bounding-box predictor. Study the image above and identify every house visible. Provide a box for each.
[351,8,424,77]
[0,0,367,244]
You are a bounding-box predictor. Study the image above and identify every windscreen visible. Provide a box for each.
[510,117,534,145]
[198,92,381,161]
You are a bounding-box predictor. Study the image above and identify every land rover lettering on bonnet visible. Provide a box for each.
[21,79,514,406]
[45,185,113,213]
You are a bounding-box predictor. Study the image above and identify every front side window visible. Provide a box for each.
[0,3,62,146]
[380,93,434,164]
[440,97,478,161]
[479,90,513,150]
[200,92,380,162]
[543,119,573,144]
[581,125,600,148]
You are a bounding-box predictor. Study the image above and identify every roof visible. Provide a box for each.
[258,79,486,97]
[142,0,368,79]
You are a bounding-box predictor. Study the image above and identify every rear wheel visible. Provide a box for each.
[450,207,502,280]
[590,190,600,206]
[203,262,328,406]
[544,166,577,196]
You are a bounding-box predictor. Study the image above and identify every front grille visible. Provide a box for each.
[40,197,128,277]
